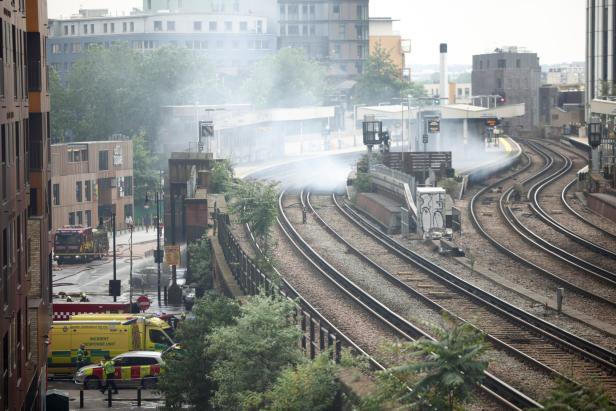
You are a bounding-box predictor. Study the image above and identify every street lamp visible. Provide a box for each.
[588,117,603,148]
[144,190,162,306]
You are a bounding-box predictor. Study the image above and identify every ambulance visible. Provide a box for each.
[48,317,175,375]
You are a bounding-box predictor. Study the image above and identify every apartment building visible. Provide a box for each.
[51,140,134,233]
[278,0,370,79]
[0,0,52,409]
[47,0,277,80]
[369,17,410,79]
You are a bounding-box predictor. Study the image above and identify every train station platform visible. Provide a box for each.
[588,193,616,222]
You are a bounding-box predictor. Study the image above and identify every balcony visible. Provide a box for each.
[28,61,41,92]
[29,140,44,171]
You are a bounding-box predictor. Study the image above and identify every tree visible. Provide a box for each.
[229,180,279,255]
[210,159,234,194]
[248,353,339,411]
[243,48,327,108]
[353,43,425,105]
[383,316,488,410]
[207,293,303,410]
[535,379,615,411]
[49,44,218,145]
[187,233,213,293]
[158,292,241,409]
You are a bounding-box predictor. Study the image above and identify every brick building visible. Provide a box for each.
[51,140,134,233]
[0,0,52,409]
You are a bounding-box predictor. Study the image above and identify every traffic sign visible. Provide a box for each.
[136,295,151,312]
[199,121,214,138]
[485,118,499,127]
[428,119,440,133]
[165,245,181,266]
[154,249,164,264]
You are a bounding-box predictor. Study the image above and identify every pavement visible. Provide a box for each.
[47,381,162,410]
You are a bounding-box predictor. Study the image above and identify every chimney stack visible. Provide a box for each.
[439,43,449,104]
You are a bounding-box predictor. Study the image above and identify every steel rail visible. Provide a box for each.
[278,190,533,410]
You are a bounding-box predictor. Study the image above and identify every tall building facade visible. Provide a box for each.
[1,0,52,409]
[586,0,615,106]
[47,0,277,80]
[278,0,369,79]
[472,47,541,135]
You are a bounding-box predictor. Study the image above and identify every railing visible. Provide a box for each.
[216,213,381,367]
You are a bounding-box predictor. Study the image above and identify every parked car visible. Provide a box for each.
[74,351,165,390]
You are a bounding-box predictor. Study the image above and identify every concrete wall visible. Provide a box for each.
[472,51,541,135]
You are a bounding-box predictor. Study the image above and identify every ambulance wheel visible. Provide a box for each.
[141,376,157,389]
[84,376,101,390]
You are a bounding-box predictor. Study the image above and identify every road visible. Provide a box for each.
[52,228,181,312]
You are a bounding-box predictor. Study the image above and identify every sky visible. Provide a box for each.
[48,0,585,66]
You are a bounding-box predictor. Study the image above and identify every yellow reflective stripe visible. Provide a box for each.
[141,365,150,377]
[121,366,131,381]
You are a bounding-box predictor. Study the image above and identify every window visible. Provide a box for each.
[71,43,82,53]
[76,182,83,202]
[130,22,135,32]
[52,44,61,54]
[458,88,463,96]
[91,24,95,34]
[310,25,315,35]
[123,176,133,196]
[339,24,345,38]
[167,21,176,31]
[224,21,232,31]
[194,21,202,31]
[209,21,217,32]
[232,40,239,49]
[497,78,502,89]
[302,25,308,35]
[53,184,60,205]
[124,204,133,219]
[68,212,75,225]
[279,5,285,15]
[479,60,483,69]
[310,5,315,15]
[85,181,91,201]
[99,150,109,171]
[289,4,298,15]
[497,59,506,69]
[84,24,88,34]
[71,25,75,35]
[357,45,363,58]
[103,23,108,33]
[154,21,163,31]
[216,40,224,49]
[64,26,68,35]
[77,211,83,225]
[257,20,262,33]
[465,88,470,96]
[123,22,127,32]
[333,5,340,13]
[288,25,299,35]
[149,329,171,345]
[516,59,521,68]
[85,210,92,227]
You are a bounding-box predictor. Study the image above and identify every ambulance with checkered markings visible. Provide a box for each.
[74,351,164,389]
[48,317,175,375]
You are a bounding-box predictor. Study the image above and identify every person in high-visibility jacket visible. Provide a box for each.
[100,355,118,394]
[76,344,90,370]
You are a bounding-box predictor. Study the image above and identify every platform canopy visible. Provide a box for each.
[590,99,616,116]
[357,103,525,121]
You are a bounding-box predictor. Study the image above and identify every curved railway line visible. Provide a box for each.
[300,191,616,402]
[276,191,539,410]
[469,141,616,327]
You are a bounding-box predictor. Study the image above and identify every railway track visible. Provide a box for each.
[277,191,538,410]
[303,191,616,403]
[469,142,616,326]
[518,141,616,276]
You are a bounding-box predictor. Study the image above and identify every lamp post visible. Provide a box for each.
[112,212,117,302]
[144,191,162,306]
[588,116,603,173]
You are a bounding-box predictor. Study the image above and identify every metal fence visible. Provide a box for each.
[217,213,380,367]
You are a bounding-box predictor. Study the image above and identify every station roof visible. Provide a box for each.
[590,99,616,115]
[357,103,525,121]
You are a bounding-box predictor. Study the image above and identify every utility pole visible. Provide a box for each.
[112,213,117,302]
[156,191,161,306]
